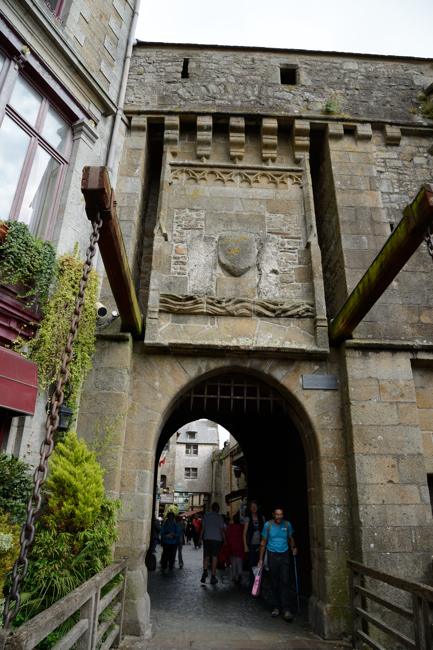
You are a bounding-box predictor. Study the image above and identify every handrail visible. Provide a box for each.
[348,560,433,650]
[0,560,127,650]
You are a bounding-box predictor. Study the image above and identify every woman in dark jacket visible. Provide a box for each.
[243,500,265,585]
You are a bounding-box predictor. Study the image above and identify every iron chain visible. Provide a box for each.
[2,215,103,631]
[425,226,433,260]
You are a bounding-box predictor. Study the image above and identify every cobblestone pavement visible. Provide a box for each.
[123,544,350,650]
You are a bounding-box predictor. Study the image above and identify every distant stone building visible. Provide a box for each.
[155,419,219,515]
[211,437,247,518]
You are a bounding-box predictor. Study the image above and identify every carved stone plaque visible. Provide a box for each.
[217,232,257,277]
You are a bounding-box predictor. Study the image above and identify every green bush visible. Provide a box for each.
[0,453,33,524]
[44,431,105,533]
[0,511,20,595]
[0,221,56,307]
[15,432,120,628]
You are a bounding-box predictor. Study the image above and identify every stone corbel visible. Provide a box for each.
[327,122,344,139]
[261,117,278,163]
[229,116,245,162]
[196,115,212,160]
[164,115,180,155]
[130,115,147,133]
[72,119,98,146]
[384,124,401,146]
[292,120,310,163]
[355,123,372,141]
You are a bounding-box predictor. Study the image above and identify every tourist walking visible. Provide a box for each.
[258,506,297,621]
[186,519,193,544]
[226,512,244,584]
[176,515,185,568]
[160,511,180,572]
[192,514,202,549]
[243,500,265,585]
[200,502,226,585]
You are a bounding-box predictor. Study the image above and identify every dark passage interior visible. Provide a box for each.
[154,371,312,598]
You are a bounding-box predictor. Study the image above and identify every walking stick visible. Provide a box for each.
[293,553,300,612]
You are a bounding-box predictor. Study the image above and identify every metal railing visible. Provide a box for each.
[0,560,127,650]
[348,559,433,650]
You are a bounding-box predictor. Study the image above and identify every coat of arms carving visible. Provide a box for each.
[217,232,257,277]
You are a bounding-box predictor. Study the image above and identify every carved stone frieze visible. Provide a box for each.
[159,294,314,318]
[170,166,303,188]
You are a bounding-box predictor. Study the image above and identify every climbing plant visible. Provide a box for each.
[24,248,98,410]
[0,511,20,596]
[0,221,56,307]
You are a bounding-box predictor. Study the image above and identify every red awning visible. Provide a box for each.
[0,347,38,415]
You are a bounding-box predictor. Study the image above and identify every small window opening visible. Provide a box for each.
[427,474,433,515]
[389,222,395,232]
[280,66,297,85]
[181,58,189,79]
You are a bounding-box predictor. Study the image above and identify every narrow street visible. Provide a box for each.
[127,544,350,650]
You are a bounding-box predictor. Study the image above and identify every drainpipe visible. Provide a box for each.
[105,0,141,178]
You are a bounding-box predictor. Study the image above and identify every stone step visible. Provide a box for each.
[121,637,351,650]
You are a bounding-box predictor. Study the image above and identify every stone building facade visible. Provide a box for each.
[75,41,433,640]
[155,419,219,514]
[0,0,137,461]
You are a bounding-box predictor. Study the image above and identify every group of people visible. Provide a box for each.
[156,500,298,622]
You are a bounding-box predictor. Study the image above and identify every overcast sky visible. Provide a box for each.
[136,0,433,58]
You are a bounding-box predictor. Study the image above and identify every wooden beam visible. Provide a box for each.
[81,166,143,337]
[330,183,433,344]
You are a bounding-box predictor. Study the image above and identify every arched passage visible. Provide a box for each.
[153,367,322,601]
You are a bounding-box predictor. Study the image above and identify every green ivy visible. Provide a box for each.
[0,453,33,525]
[0,511,20,595]
[24,250,98,409]
[0,221,56,307]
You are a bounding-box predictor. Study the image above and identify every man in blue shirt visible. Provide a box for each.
[160,511,181,572]
[258,506,298,621]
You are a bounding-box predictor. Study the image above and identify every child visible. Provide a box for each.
[226,512,244,584]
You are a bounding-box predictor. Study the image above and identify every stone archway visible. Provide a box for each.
[115,353,351,639]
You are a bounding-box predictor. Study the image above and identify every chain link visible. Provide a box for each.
[2,215,103,631]
[425,226,433,260]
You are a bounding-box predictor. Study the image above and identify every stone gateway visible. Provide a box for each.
[70,42,433,641]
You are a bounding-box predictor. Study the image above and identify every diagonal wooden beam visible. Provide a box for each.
[330,183,433,344]
[81,166,143,337]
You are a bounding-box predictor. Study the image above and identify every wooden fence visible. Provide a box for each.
[348,559,433,650]
[0,560,127,650]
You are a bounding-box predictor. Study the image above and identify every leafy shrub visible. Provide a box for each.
[15,432,120,628]
[0,511,20,595]
[0,221,56,307]
[0,453,33,524]
[44,431,105,532]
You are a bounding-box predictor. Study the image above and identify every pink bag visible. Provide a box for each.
[251,566,263,597]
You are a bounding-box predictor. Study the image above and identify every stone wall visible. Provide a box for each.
[127,44,432,124]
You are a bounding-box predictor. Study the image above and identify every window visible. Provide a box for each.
[181,58,189,79]
[187,431,196,440]
[185,467,198,479]
[0,59,72,239]
[185,443,198,455]
[160,474,167,489]
[280,66,298,85]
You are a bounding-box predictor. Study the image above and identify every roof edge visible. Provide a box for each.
[133,39,433,63]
